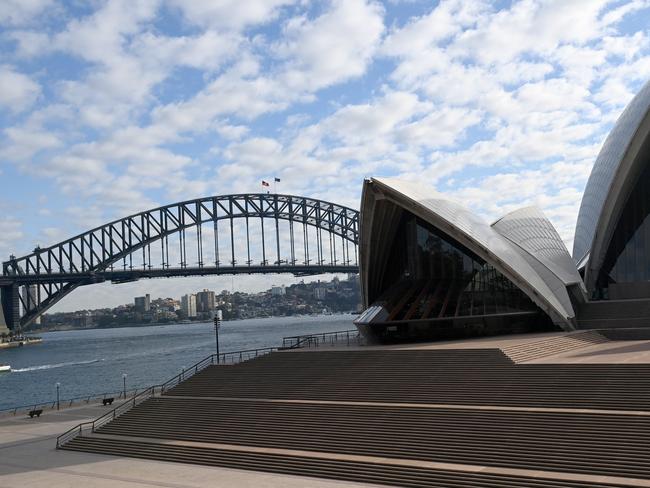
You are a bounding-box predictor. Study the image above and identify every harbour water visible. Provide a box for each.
[0,314,355,411]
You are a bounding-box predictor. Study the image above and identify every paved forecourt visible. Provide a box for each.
[0,402,381,488]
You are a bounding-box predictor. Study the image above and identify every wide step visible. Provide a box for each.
[60,347,650,486]
[501,331,609,363]
[62,437,635,488]
[92,396,650,480]
[163,349,650,411]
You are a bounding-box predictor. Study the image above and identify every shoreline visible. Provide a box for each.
[27,311,357,334]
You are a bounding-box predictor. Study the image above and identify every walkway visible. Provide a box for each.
[0,403,379,488]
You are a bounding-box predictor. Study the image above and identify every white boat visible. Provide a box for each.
[0,364,10,373]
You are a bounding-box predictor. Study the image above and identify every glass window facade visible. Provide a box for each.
[369,214,539,322]
[597,160,650,299]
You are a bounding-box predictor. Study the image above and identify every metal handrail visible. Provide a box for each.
[282,329,360,349]
[54,331,360,449]
[55,346,277,448]
[56,385,161,448]
[160,347,277,392]
[0,386,148,417]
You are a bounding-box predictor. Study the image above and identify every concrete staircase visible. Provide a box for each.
[60,348,650,487]
[62,436,636,488]
[88,396,650,480]
[501,331,609,363]
[163,349,650,410]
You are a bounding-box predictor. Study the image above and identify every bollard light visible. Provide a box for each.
[122,373,127,398]
[55,382,60,410]
[214,310,223,364]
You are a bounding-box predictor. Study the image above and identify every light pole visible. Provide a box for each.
[55,382,60,410]
[214,310,222,364]
[122,373,127,399]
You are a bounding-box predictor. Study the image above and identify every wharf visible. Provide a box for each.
[0,338,43,349]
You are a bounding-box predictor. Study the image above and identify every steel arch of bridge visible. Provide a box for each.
[0,193,359,330]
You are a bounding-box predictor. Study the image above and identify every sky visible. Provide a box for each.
[1,0,650,312]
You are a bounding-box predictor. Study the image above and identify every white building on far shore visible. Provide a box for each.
[181,294,197,318]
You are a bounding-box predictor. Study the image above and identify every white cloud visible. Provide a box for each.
[0,65,41,113]
[7,31,51,58]
[168,0,295,30]
[151,63,294,132]
[276,0,385,91]
[2,0,650,308]
[2,125,61,160]
[0,0,53,26]
[382,0,484,57]
[453,0,612,64]
[0,217,23,258]
[52,0,159,63]
[395,106,482,148]
[131,31,241,72]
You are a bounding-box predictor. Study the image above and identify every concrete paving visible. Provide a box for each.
[7,330,650,487]
[307,331,650,363]
[529,339,650,363]
[0,403,380,488]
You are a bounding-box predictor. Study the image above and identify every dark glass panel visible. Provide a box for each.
[372,213,538,321]
[598,159,650,298]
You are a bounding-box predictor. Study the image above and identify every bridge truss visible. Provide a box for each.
[0,193,359,331]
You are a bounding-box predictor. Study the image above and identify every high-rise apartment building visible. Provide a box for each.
[196,289,215,313]
[271,285,286,296]
[181,294,197,318]
[134,294,151,313]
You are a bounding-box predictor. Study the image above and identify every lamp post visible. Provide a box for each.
[122,373,127,399]
[214,310,222,364]
[55,382,60,410]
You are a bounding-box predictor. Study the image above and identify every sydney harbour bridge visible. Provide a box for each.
[0,193,360,331]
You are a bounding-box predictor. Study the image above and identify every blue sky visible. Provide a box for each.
[1,0,650,311]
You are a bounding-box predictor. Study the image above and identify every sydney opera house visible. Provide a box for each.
[356,80,650,343]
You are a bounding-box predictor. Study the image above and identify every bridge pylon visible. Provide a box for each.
[0,284,19,334]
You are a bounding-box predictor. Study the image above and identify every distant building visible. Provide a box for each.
[271,285,286,296]
[196,289,215,313]
[181,294,197,318]
[134,294,151,313]
[314,287,327,300]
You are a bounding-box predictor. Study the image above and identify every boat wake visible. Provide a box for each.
[12,358,104,373]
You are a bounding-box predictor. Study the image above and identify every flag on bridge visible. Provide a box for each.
[274,177,281,182]
[261,180,270,187]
